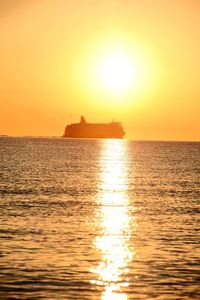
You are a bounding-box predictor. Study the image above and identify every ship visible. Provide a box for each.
[63,116,125,139]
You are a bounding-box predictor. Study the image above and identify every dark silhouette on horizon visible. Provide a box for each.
[63,116,125,139]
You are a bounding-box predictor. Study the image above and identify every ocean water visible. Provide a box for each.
[0,137,199,300]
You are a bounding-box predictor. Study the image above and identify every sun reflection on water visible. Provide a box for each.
[91,140,135,300]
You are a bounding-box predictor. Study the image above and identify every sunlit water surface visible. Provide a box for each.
[0,137,199,299]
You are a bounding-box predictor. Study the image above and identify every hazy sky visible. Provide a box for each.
[0,0,199,140]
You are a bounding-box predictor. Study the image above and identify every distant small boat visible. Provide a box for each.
[63,116,125,139]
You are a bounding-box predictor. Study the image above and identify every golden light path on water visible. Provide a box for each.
[91,140,136,300]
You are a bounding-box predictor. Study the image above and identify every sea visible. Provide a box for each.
[0,137,199,300]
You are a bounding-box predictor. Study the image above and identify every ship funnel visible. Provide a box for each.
[80,116,86,124]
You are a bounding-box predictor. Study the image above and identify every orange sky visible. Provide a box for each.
[0,0,199,140]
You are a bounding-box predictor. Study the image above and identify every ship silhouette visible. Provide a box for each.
[63,116,125,139]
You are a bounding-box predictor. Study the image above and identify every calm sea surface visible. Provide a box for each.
[0,137,199,300]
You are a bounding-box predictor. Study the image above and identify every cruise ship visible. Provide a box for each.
[63,116,125,139]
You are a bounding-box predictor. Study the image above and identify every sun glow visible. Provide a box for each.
[98,50,139,94]
[72,33,160,109]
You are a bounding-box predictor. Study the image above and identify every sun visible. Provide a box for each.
[72,34,160,109]
[98,50,139,94]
